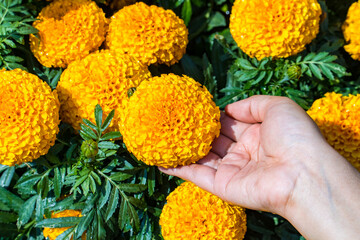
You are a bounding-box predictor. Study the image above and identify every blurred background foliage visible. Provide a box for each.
[0,0,359,239]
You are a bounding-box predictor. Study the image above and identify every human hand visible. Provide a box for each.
[160,95,360,239]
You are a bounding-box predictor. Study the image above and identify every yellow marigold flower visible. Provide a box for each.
[160,182,247,240]
[229,0,322,60]
[43,210,85,240]
[307,92,360,171]
[106,2,188,66]
[30,0,108,68]
[342,1,360,60]
[119,73,221,168]
[0,69,60,166]
[57,50,151,132]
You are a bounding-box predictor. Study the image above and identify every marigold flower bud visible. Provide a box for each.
[81,140,98,158]
[287,64,302,80]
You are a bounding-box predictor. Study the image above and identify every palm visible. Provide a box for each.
[160,96,324,214]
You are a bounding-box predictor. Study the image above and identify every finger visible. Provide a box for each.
[159,164,216,193]
[220,112,254,142]
[197,151,222,169]
[225,95,292,123]
[210,133,236,158]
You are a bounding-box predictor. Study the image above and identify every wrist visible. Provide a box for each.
[282,142,360,239]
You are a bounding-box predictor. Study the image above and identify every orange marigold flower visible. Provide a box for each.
[342,1,360,60]
[43,210,85,240]
[30,0,108,68]
[307,92,360,171]
[106,2,188,66]
[57,50,151,132]
[0,69,60,166]
[230,0,322,60]
[160,182,247,240]
[119,73,221,168]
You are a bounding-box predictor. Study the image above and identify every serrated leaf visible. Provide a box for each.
[54,227,75,240]
[82,119,97,131]
[35,217,81,228]
[17,195,37,226]
[0,187,24,212]
[37,176,50,199]
[148,167,156,196]
[98,180,111,210]
[312,52,329,61]
[110,172,132,182]
[100,131,121,141]
[181,0,192,26]
[80,124,98,140]
[325,63,347,76]
[54,168,62,199]
[128,202,140,231]
[70,175,88,194]
[105,187,119,221]
[238,70,259,81]
[303,52,316,61]
[236,58,255,70]
[90,172,101,186]
[17,25,38,34]
[251,71,267,85]
[35,195,44,221]
[4,55,23,62]
[98,141,119,150]
[128,197,146,210]
[74,210,94,239]
[3,39,16,48]
[309,63,323,80]
[0,166,14,187]
[94,104,103,131]
[319,64,335,80]
[101,110,115,131]
[118,184,147,193]
[81,177,90,197]
[89,176,97,194]
[118,198,128,230]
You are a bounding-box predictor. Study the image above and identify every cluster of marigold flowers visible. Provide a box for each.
[2,0,360,239]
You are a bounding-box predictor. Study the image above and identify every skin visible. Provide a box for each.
[160,95,360,239]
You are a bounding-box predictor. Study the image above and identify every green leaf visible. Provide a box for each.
[70,174,88,194]
[319,64,335,80]
[309,63,323,80]
[312,52,329,61]
[0,187,24,212]
[118,184,147,193]
[0,211,17,223]
[90,172,101,186]
[110,172,132,182]
[94,104,103,131]
[35,217,81,228]
[35,195,44,221]
[81,177,90,197]
[100,131,121,141]
[118,198,128,230]
[101,109,115,132]
[17,195,37,226]
[236,58,255,70]
[74,210,94,239]
[89,175,97,194]
[82,119,97,131]
[0,166,14,187]
[128,197,146,210]
[55,227,75,240]
[105,187,119,221]
[37,175,50,199]
[54,167,62,199]
[98,180,111,210]
[207,12,226,31]
[181,0,192,26]
[98,141,119,150]
[147,167,156,196]
[80,124,98,140]
[128,202,140,231]
[17,25,38,34]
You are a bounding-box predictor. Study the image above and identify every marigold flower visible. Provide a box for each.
[0,69,60,166]
[30,0,107,68]
[57,50,151,132]
[229,0,322,60]
[106,2,188,66]
[160,182,247,240]
[307,92,360,171]
[119,73,221,168]
[342,1,360,60]
[43,210,85,240]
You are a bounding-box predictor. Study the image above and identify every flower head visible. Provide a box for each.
[106,2,188,66]
[160,182,247,240]
[30,0,108,68]
[57,50,151,132]
[43,210,85,240]
[0,69,60,166]
[119,73,221,168]
[230,0,321,60]
[307,92,360,171]
[342,1,360,60]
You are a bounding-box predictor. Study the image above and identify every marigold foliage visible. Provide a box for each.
[0,69,60,166]
[106,2,188,66]
[307,92,360,171]
[43,210,85,240]
[160,181,247,240]
[229,0,322,60]
[119,73,221,168]
[57,50,151,132]
[30,0,107,68]
[342,1,360,61]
